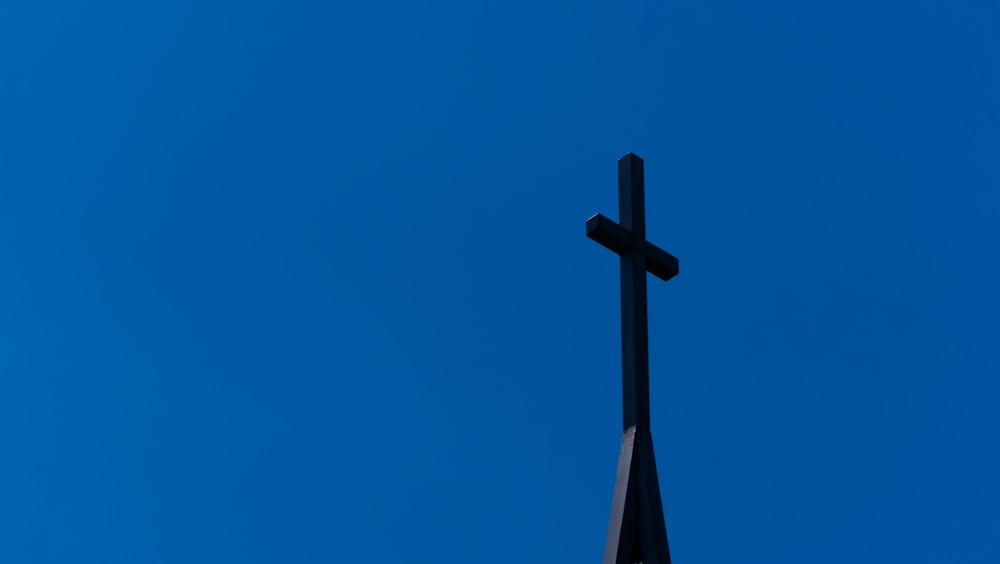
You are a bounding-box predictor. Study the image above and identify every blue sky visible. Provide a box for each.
[1,1,998,562]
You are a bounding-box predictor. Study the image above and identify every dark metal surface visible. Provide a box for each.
[587,153,678,564]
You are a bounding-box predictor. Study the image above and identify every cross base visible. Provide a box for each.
[603,427,672,564]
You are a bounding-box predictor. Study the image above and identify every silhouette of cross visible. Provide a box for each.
[587,153,679,431]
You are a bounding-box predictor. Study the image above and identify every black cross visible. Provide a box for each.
[587,153,678,564]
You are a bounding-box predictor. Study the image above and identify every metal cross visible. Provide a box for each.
[587,153,679,564]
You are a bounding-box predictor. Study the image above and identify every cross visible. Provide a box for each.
[587,153,679,430]
[587,153,679,564]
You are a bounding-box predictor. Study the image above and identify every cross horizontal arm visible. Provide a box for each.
[587,213,632,255]
[644,243,679,282]
[586,213,680,282]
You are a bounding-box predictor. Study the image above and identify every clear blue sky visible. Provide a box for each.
[1,1,997,562]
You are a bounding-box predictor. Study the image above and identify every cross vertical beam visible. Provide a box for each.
[586,153,679,564]
[618,154,650,430]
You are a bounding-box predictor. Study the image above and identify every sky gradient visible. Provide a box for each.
[1,1,998,562]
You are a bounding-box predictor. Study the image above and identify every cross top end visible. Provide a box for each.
[586,153,679,282]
